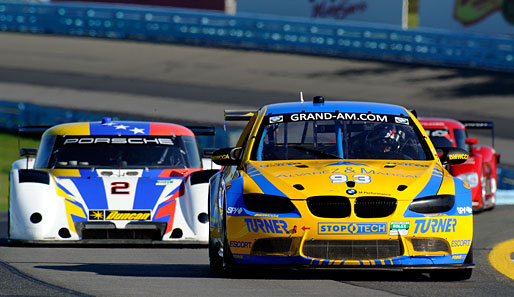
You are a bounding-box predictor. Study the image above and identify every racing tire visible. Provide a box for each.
[221,212,235,274]
[209,234,223,272]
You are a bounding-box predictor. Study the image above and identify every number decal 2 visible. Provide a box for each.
[330,174,371,184]
[111,182,130,194]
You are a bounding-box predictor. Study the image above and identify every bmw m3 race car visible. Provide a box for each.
[208,96,474,280]
[9,118,217,244]
[419,118,499,211]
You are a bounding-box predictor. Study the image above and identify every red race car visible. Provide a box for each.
[419,118,500,212]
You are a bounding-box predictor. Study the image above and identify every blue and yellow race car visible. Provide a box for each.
[209,96,474,280]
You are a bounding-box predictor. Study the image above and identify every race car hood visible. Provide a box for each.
[243,160,447,201]
[49,168,192,214]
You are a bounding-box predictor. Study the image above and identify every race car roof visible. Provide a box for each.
[43,120,195,137]
[418,117,466,130]
[264,101,409,116]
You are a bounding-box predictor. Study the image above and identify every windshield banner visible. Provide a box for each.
[268,112,410,125]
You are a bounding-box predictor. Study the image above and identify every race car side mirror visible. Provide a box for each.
[211,147,242,166]
[20,148,38,157]
[437,147,469,165]
[465,138,478,145]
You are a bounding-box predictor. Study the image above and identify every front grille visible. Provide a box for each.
[411,238,450,253]
[354,197,397,218]
[307,196,351,218]
[75,222,167,240]
[303,240,401,260]
[251,237,293,254]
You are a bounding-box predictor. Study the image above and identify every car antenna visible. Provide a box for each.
[300,91,304,103]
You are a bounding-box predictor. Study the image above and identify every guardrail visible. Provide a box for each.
[0,1,514,73]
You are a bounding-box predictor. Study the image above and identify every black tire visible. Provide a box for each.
[208,189,223,272]
[209,234,223,272]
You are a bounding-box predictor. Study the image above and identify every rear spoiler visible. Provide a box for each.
[18,126,51,137]
[459,120,495,147]
[186,125,216,136]
[224,110,256,121]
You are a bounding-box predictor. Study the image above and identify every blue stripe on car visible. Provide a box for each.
[89,122,151,135]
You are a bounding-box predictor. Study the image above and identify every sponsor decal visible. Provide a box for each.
[449,153,469,160]
[259,162,301,167]
[318,222,387,235]
[254,213,279,218]
[360,167,418,178]
[312,0,367,20]
[389,221,409,235]
[346,189,357,195]
[227,207,243,215]
[451,240,471,247]
[230,241,252,248]
[269,115,284,123]
[63,137,174,145]
[426,129,449,137]
[358,190,391,197]
[244,218,289,234]
[89,210,105,220]
[414,218,457,234]
[90,210,152,221]
[325,162,368,167]
[212,153,230,161]
[289,112,387,123]
[457,206,473,215]
[386,162,430,168]
[155,179,178,186]
[395,117,409,125]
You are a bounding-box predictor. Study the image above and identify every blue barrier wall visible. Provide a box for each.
[1,1,514,72]
[0,100,230,149]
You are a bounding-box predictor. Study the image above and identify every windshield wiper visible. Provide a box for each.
[292,146,342,159]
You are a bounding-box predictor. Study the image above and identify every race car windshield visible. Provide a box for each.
[253,116,432,161]
[41,135,201,169]
[425,128,454,148]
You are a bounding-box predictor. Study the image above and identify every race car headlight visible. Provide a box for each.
[408,195,455,214]
[456,172,479,188]
[243,194,296,213]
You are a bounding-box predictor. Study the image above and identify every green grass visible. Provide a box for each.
[0,132,40,211]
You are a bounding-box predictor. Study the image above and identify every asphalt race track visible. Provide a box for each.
[1,208,514,297]
[0,32,514,296]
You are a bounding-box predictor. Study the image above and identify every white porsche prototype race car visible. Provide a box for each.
[9,118,218,244]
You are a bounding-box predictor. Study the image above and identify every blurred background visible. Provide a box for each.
[0,0,513,210]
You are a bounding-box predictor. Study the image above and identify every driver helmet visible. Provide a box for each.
[365,124,404,154]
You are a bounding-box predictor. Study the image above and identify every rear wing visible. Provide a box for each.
[186,125,216,136]
[18,125,51,137]
[459,120,495,147]
[224,110,256,121]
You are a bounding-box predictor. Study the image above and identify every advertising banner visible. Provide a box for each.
[237,0,407,27]
[52,0,227,11]
[419,0,514,36]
